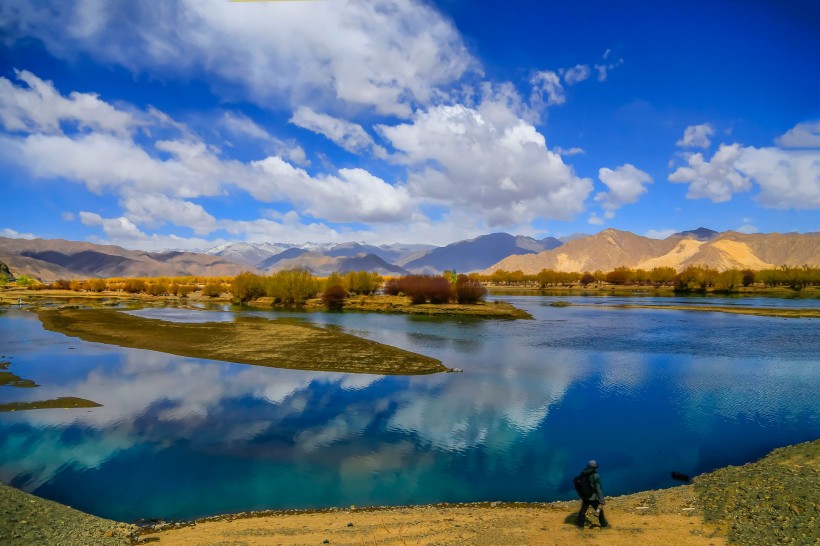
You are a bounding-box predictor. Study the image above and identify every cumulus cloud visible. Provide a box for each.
[1,227,37,239]
[775,120,820,148]
[377,103,593,226]
[119,191,218,235]
[0,69,138,136]
[594,164,653,219]
[2,0,477,117]
[290,107,387,157]
[562,64,591,85]
[677,123,714,148]
[252,158,413,223]
[668,144,752,202]
[645,229,677,239]
[529,70,565,109]
[79,212,217,251]
[669,142,820,208]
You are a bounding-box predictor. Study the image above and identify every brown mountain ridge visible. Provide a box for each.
[484,229,820,274]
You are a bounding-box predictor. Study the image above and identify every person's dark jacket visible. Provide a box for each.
[581,467,604,502]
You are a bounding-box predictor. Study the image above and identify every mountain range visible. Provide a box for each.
[1,228,817,281]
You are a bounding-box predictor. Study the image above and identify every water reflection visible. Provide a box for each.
[0,299,818,521]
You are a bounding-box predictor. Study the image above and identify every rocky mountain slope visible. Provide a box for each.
[0,237,248,280]
[484,229,820,274]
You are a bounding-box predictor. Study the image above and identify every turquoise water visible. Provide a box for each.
[0,295,818,522]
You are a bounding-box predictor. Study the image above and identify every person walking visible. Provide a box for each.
[575,459,609,528]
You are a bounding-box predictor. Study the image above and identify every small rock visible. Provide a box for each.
[346,522,354,527]
[323,540,330,544]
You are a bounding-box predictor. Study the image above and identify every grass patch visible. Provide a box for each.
[0,397,102,412]
[38,308,446,375]
[303,295,533,319]
[596,304,820,318]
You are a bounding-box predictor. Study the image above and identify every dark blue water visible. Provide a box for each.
[0,296,818,522]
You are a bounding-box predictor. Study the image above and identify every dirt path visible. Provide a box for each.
[147,485,726,546]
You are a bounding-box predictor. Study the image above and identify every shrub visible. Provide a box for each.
[266,268,318,305]
[231,272,266,303]
[322,284,347,310]
[122,279,146,293]
[398,274,452,304]
[51,279,72,290]
[147,281,169,296]
[454,274,486,304]
[580,272,595,286]
[383,278,401,295]
[344,271,382,295]
[201,282,223,298]
[87,279,107,292]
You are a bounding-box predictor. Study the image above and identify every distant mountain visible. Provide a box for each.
[671,227,719,241]
[484,229,820,274]
[261,252,408,277]
[256,247,310,269]
[557,233,590,243]
[204,241,287,267]
[402,233,563,274]
[0,237,248,280]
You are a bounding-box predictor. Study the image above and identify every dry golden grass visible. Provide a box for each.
[37,308,446,375]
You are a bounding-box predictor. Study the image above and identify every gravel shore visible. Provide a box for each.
[0,482,137,546]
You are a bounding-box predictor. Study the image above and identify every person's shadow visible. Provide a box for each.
[563,513,603,528]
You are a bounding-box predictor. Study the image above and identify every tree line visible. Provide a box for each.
[477,265,820,291]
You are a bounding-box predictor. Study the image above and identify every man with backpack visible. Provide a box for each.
[574,459,609,528]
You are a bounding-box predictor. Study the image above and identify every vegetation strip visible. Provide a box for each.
[37,308,446,375]
[0,397,102,412]
[587,303,820,318]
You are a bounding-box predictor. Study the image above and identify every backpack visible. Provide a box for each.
[573,472,593,499]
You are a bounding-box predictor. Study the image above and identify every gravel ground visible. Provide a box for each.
[695,439,819,545]
[0,482,137,545]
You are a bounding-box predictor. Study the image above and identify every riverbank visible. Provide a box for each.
[2,440,816,545]
[579,303,820,319]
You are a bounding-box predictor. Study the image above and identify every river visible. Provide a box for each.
[0,294,818,521]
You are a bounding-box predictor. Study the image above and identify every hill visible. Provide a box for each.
[0,237,248,280]
[484,229,820,274]
[403,233,563,274]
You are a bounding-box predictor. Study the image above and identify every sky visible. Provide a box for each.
[0,0,818,251]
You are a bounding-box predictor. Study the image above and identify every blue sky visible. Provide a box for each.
[0,0,818,250]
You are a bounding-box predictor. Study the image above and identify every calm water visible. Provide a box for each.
[0,295,818,522]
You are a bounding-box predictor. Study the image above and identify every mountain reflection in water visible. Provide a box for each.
[0,295,818,521]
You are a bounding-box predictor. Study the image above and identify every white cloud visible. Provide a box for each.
[377,103,593,226]
[735,147,820,209]
[1,227,37,239]
[587,213,604,225]
[736,223,758,234]
[669,142,820,208]
[119,191,218,235]
[594,164,653,218]
[3,0,478,116]
[0,69,139,136]
[218,111,309,166]
[290,107,386,157]
[554,146,585,156]
[775,120,820,148]
[593,58,623,81]
[677,123,714,148]
[79,212,217,251]
[668,143,751,202]
[529,70,565,108]
[562,64,591,85]
[645,229,677,239]
[252,158,412,223]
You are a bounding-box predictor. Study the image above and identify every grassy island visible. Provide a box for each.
[38,308,447,375]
